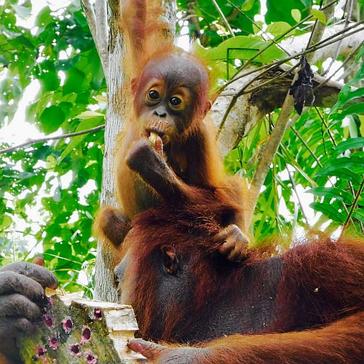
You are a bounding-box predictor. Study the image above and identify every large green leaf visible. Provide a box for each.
[266,0,312,25]
[39,105,66,133]
[195,35,286,64]
[334,138,364,155]
[310,202,346,223]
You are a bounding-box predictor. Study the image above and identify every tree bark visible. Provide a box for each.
[94,0,124,303]
[20,294,144,363]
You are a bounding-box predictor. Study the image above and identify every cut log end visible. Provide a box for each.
[20,294,145,364]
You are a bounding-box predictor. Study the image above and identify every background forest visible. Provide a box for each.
[0,0,363,295]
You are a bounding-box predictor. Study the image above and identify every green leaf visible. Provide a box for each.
[242,0,257,12]
[76,111,104,120]
[291,9,301,22]
[63,69,87,95]
[266,0,311,25]
[353,209,364,223]
[310,202,346,223]
[266,22,292,37]
[59,116,104,161]
[334,138,364,155]
[316,167,362,184]
[0,215,12,232]
[310,9,327,24]
[340,103,364,118]
[39,105,66,133]
[308,187,352,203]
[195,35,286,65]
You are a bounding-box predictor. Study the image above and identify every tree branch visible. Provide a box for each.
[81,0,97,43]
[95,0,109,78]
[211,0,235,37]
[213,22,364,155]
[0,125,105,154]
[81,0,109,81]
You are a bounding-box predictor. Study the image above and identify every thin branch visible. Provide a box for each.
[222,0,339,90]
[286,166,309,225]
[216,23,364,134]
[316,41,362,90]
[186,0,202,40]
[236,64,300,96]
[211,0,235,37]
[221,21,364,92]
[306,0,335,55]
[0,125,105,154]
[82,0,109,80]
[315,106,337,146]
[225,0,291,57]
[322,0,353,75]
[290,127,323,167]
[340,177,364,238]
[217,64,299,136]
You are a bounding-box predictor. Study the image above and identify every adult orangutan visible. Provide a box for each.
[113,141,364,363]
[93,0,251,266]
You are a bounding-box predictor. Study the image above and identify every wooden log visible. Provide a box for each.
[20,293,145,364]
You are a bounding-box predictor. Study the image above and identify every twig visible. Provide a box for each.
[225,0,291,57]
[186,1,202,40]
[217,64,299,136]
[322,0,352,75]
[221,21,364,92]
[0,125,105,154]
[290,127,323,167]
[340,177,364,238]
[314,106,336,146]
[286,166,309,225]
[222,0,339,90]
[211,0,235,37]
[217,23,364,133]
[315,42,361,89]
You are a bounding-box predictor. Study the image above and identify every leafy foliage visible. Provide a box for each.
[225,47,364,242]
[0,0,105,294]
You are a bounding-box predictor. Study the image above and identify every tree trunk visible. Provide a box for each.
[94,0,124,302]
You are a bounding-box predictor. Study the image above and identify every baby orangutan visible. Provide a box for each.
[94,0,251,267]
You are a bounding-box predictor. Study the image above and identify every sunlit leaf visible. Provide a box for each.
[310,9,327,24]
[291,9,301,22]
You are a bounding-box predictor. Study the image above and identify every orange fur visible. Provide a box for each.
[94,0,251,257]
[119,185,364,362]
[197,312,364,363]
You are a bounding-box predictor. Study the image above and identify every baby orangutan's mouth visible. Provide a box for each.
[145,129,170,156]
